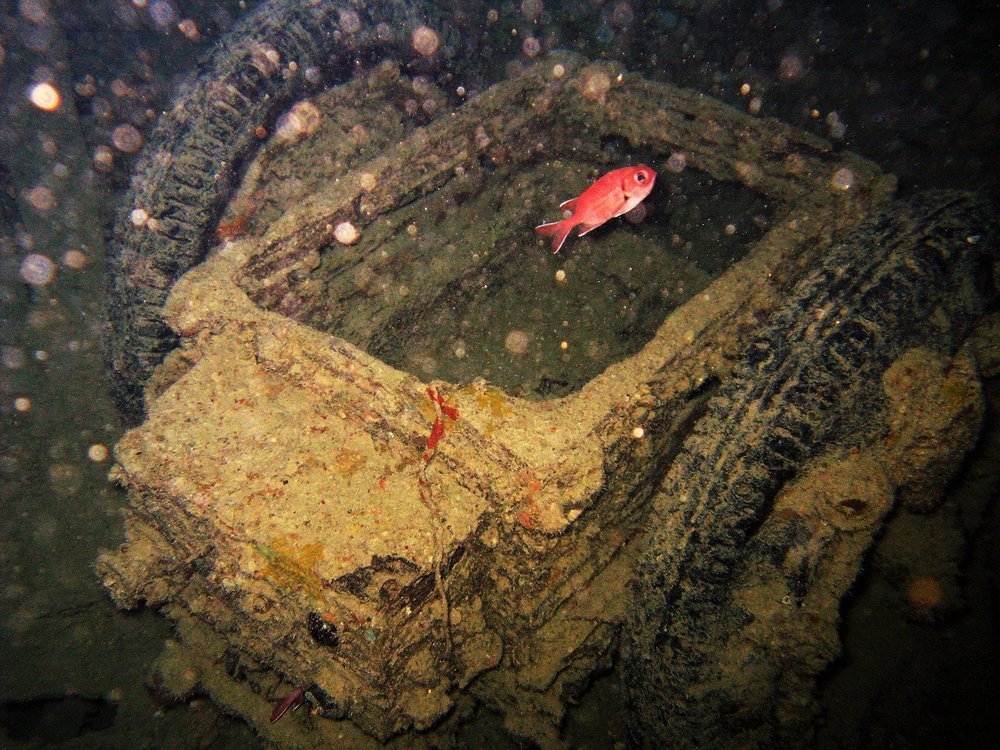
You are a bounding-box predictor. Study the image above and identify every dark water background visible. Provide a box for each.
[1,1,997,747]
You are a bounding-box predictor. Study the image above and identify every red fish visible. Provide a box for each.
[535,165,656,253]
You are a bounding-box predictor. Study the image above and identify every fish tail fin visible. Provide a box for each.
[535,219,575,254]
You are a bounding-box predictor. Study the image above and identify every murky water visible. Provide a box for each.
[1,2,997,748]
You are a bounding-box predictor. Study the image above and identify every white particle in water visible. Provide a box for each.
[666,152,687,173]
[19,253,56,285]
[338,9,362,34]
[1,346,25,369]
[62,249,87,269]
[87,444,109,462]
[505,330,531,355]
[830,167,855,191]
[28,82,60,111]
[333,221,360,245]
[412,26,440,57]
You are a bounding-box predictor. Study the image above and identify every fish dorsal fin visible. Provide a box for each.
[559,196,579,212]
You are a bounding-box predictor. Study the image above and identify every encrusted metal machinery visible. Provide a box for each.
[97,56,898,747]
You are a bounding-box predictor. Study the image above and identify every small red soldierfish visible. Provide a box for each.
[535,164,656,253]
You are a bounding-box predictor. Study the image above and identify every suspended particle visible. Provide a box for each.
[522,36,542,57]
[412,26,440,57]
[250,43,281,76]
[112,123,144,153]
[666,151,687,173]
[1,346,26,370]
[20,0,49,23]
[26,185,56,213]
[149,0,177,28]
[28,82,61,111]
[828,117,847,140]
[49,462,83,496]
[582,71,611,101]
[783,152,806,175]
[338,9,362,34]
[110,78,138,99]
[75,76,97,98]
[830,167,855,191]
[178,18,201,42]
[334,221,360,245]
[778,53,806,82]
[62,249,87,269]
[906,576,943,612]
[19,253,56,286]
[275,100,322,141]
[504,330,531,355]
[87,444,109,462]
[623,202,647,224]
[93,145,114,172]
[611,2,635,28]
[521,0,543,21]
[412,76,431,95]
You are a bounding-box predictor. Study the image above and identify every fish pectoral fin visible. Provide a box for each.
[604,198,633,220]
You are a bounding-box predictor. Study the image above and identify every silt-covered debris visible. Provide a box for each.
[97,55,895,747]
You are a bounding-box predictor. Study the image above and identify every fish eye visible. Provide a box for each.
[636,171,647,182]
